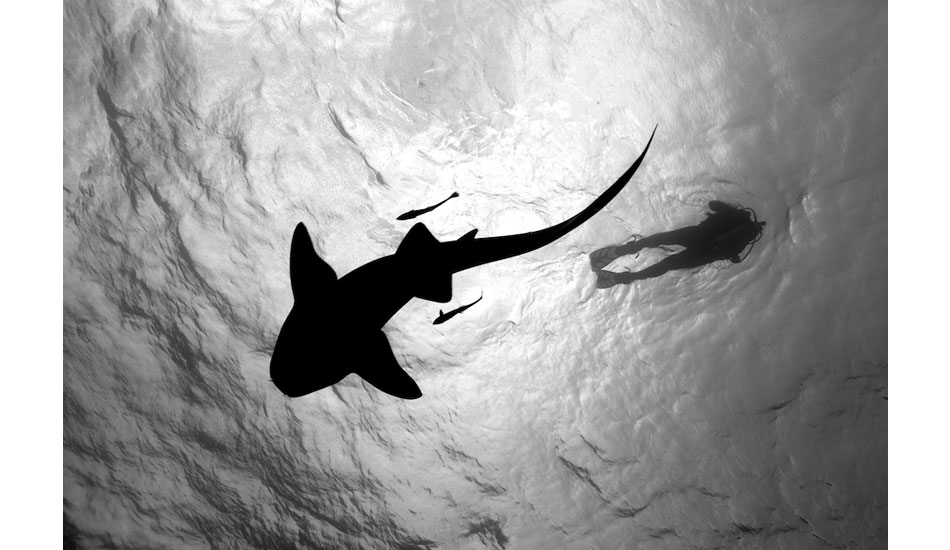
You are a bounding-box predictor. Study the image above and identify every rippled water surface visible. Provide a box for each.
[64,1,886,548]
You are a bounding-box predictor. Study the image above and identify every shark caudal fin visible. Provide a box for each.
[396,223,453,303]
[354,331,422,399]
[290,223,337,302]
[441,126,657,275]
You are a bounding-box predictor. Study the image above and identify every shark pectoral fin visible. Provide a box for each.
[458,229,478,241]
[290,223,337,302]
[355,331,422,399]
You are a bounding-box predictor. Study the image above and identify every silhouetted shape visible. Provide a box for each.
[397,191,460,220]
[433,292,483,325]
[269,126,655,400]
[591,200,765,288]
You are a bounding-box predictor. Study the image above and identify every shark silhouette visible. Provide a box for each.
[270,126,655,400]
[433,292,483,325]
[397,191,459,220]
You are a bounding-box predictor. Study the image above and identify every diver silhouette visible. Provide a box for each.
[590,200,764,288]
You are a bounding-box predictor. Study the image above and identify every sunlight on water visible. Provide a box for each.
[64,1,886,548]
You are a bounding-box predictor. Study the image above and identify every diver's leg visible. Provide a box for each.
[591,227,694,270]
[619,227,703,254]
[625,249,708,281]
[596,269,634,288]
[590,227,705,271]
[597,250,708,287]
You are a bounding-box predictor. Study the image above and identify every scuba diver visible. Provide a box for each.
[590,200,765,288]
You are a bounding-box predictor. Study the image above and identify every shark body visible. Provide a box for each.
[270,127,655,400]
[396,191,459,220]
[433,292,483,325]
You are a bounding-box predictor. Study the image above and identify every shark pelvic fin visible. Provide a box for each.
[290,223,337,302]
[354,331,422,399]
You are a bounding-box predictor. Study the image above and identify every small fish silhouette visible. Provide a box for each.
[397,192,459,220]
[433,292,483,325]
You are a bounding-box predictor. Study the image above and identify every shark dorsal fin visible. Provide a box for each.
[395,223,453,303]
[439,309,444,315]
[459,229,478,241]
[397,223,440,256]
[290,222,337,302]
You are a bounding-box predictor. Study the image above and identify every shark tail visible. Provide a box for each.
[542,125,656,242]
[446,126,656,273]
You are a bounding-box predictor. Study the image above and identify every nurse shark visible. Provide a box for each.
[270,126,655,399]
